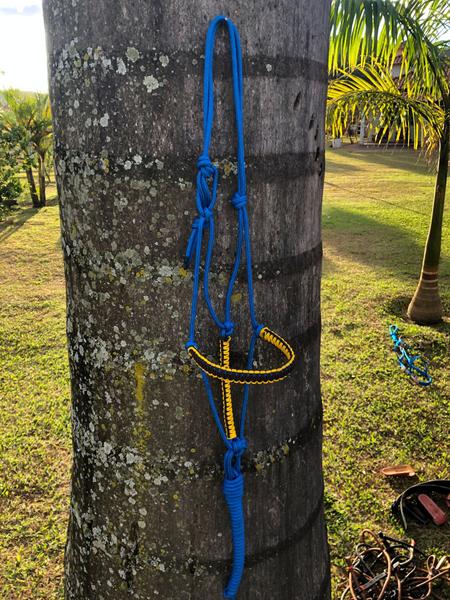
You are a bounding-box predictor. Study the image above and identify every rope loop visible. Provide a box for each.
[195,154,219,221]
[186,14,256,345]
[231,192,247,210]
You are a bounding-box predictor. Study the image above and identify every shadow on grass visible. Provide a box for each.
[407,525,450,576]
[0,206,39,244]
[329,147,432,176]
[324,181,428,217]
[0,196,59,245]
[382,295,416,323]
[382,294,450,335]
[325,155,364,174]
[322,253,340,276]
[323,207,423,274]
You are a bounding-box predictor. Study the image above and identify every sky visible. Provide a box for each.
[0,0,48,92]
[0,1,448,94]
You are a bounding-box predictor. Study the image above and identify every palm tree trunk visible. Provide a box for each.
[25,166,39,208]
[45,162,52,184]
[407,111,449,323]
[38,153,47,207]
[43,1,331,598]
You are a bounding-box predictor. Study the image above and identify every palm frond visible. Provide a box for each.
[0,89,52,162]
[330,0,450,102]
[327,62,444,151]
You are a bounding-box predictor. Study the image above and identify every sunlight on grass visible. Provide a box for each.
[0,191,69,599]
[0,148,448,599]
[322,147,449,598]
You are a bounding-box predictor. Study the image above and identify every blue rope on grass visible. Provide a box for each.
[184,15,261,599]
[389,325,432,387]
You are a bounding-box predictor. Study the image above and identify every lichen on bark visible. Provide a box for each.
[43,1,332,598]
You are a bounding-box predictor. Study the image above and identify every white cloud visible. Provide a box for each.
[0,1,48,92]
[0,1,41,13]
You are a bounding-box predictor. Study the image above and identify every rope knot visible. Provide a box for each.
[231,192,246,210]
[220,320,234,337]
[230,437,247,455]
[192,216,204,229]
[197,154,214,174]
[199,206,213,220]
[224,436,247,480]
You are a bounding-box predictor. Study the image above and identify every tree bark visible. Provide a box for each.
[25,165,39,208]
[38,152,47,207]
[407,111,449,324]
[43,1,331,598]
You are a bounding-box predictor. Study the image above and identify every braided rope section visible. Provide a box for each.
[187,327,295,385]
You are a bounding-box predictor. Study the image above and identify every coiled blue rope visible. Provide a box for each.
[184,15,260,599]
[389,325,432,386]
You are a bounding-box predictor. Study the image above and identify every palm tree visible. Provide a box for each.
[0,90,52,208]
[43,0,331,597]
[329,0,450,324]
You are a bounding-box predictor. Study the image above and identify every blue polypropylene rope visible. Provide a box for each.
[184,15,259,599]
[389,325,432,386]
[185,15,258,344]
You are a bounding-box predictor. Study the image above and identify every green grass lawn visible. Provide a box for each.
[0,181,68,599]
[322,147,449,597]
[0,148,449,599]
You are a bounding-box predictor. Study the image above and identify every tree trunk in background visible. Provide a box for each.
[38,153,47,207]
[25,166,39,208]
[43,1,330,598]
[407,114,449,324]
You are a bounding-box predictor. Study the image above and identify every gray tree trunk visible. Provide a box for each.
[25,165,39,208]
[43,1,331,598]
[38,152,47,207]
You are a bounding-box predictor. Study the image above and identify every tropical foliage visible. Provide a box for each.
[327,61,444,151]
[0,90,53,208]
[329,0,450,323]
[0,125,22,216]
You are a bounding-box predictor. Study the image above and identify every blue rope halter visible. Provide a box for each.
[184,16,296,599]
[185,15,257,344]
[389,325,432,387]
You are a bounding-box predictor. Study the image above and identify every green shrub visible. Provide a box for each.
[0,126,23,218]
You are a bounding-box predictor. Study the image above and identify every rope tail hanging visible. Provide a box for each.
[184,15,296,599]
